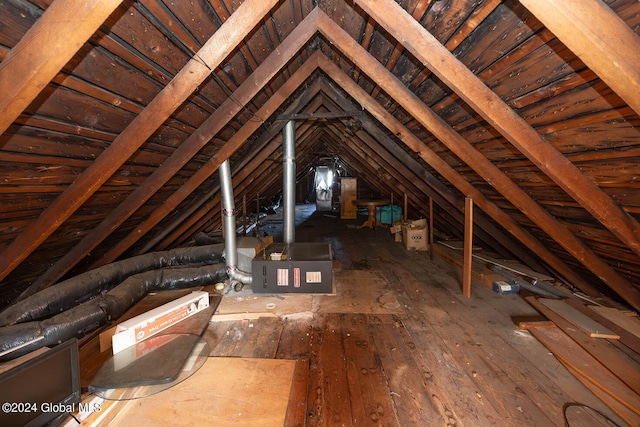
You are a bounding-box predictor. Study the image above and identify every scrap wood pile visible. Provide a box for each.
[523,297,640,426]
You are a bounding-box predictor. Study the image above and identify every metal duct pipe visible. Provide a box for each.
[220,160,252,285]
[283,120,296,244]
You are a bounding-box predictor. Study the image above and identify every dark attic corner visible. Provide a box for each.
[1,0,640,425]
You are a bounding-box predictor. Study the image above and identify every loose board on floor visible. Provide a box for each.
[91,357,296,427]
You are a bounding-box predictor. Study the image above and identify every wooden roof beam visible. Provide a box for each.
[319,79,546,270]
[315,11,639,305]
[0,0,279,283]
[349,1,640,308]
[316,54,592,295]
[0,0,123,135]
[520,0,640,117]
[354,0,640,261]
[92,56,323,263]
[24,10,319,295]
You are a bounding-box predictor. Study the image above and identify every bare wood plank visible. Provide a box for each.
[284,359,310,427]
[317,9,637,309]
[307,313,353,427]
[0,0,278,283]
[528,325,640,417]
[370,322,444,426]
[207,317,284,358]
[341,314,397,426]
[590,306,640,339]
[538,298,620,339]
[0,0,123,134]
[520,0,640,117]
[527,297,640,397]
[562,363,640,427]
[462,197,473,298]
[564,299,640,357]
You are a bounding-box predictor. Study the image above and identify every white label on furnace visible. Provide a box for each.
[277,268,288,286]
[306,271,322,283]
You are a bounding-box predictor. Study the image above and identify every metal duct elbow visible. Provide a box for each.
[219,160,252,286]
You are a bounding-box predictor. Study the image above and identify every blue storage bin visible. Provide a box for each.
[376,205,403,225]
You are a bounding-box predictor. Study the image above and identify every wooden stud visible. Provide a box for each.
[462,197,473,298]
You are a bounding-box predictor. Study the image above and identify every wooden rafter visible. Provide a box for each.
[520,0,640,117]
[0,0,123,135]
[0,0,279,284]
[349,1,640,309]
[315,55,594,295]
[315,11,640,306]
[25,9,320,295]
[89,55,322,267]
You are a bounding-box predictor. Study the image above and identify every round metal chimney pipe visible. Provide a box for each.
[283,120,296,244]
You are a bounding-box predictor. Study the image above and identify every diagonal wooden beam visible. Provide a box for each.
[89,54,322,267]
[347,1,640,309]
[0,0,279,283]
[354,0,640,262]
[319,79,547,270]
[315,54,594,295]
[315,11,640,306]
[24,10,320,295]
[140,90,324,254]
[519,0,640,117]
[0,0,123,135]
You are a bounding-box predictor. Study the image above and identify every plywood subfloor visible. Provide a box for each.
[88,357,296,427]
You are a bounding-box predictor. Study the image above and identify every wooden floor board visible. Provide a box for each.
[76,209,630,426]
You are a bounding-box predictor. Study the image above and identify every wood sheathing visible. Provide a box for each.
[0,0,639,311]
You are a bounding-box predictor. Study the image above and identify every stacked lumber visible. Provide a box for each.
[525,296,640,426]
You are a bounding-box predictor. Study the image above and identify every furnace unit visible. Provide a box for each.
[252,242,333,294]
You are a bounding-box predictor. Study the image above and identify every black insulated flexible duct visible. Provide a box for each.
[0,263,227,360]
[0,244,225,327]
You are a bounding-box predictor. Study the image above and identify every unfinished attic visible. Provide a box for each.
[1,0,640,425]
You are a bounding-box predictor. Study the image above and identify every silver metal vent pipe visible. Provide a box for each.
[283,120,296,244]
[219,159,252,285]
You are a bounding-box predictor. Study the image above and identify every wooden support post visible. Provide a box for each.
[429,196,434,261]
[463,197,474,298]
[403,193,408,222]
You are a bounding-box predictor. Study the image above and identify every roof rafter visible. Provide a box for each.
[0,0,124,134]
[0,0,280,284]
[349,0,640,308]
[354,0,640,262]
[520,0,640,117]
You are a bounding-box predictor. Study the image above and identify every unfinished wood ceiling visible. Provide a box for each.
[0,0,639,310]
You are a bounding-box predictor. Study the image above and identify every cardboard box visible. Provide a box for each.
[111,291,210,354]
[402,219,428,251]
[390,221,403,242]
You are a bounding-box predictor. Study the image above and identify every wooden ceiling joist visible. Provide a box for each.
[0,0,279,284]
